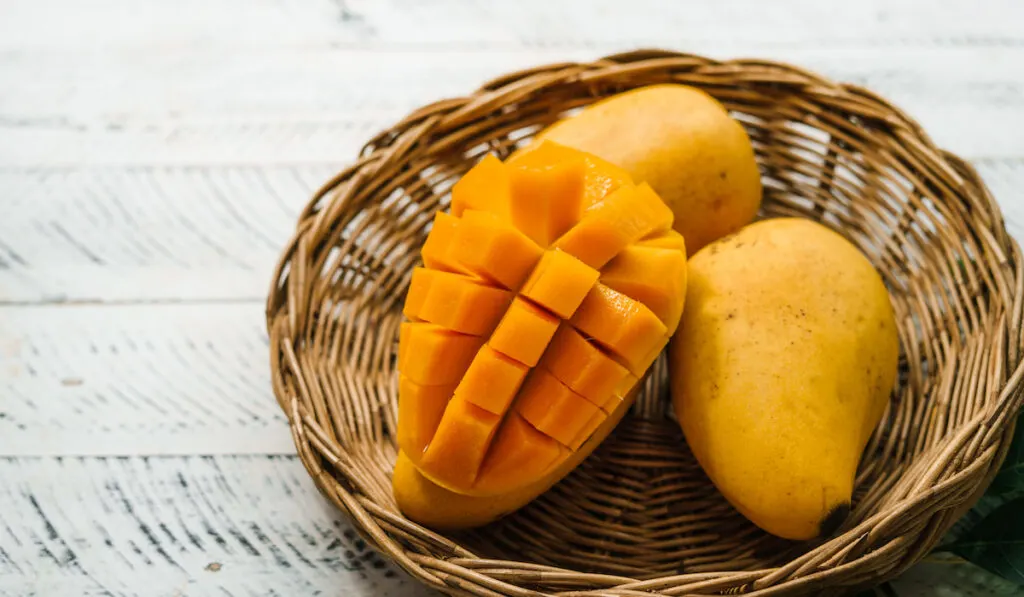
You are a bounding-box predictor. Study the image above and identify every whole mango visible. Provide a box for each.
[532,84,762,253]
[670,218,898,540]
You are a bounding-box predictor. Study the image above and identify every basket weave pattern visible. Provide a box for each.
[266,51,1024,595]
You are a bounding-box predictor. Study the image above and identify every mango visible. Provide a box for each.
[531,84,762,253]
[394,142,688,527]
[670,218,899,540]
[392,391,634,530]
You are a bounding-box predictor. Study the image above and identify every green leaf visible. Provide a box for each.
[946,497,1024,586]
[990,416,1024,494]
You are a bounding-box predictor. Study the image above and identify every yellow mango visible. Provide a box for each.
[531,84,762,253]
[671,218,898,540]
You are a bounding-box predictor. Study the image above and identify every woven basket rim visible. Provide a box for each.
[265,50,1024,596]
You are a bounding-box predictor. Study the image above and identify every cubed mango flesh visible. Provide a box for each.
[404,267,513,336]
[397,375,455,458]
[419,397,501,490]
[488,297,560,367]
[451,153,511,219]
[539,324,631,412]
[449,210,543,290]
[553,182,674,269]
[455,345,529,415]
[398,322,484,386]
[508,156,586,246]
[515,369,606,449]
[601,243,687,331]
[474,413,565,495]
[396,141,687,513]
[569,284,668,376]
[519,249,600,319]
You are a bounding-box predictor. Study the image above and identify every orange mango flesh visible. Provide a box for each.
[539,324,630,412]
[396,141,687,521]
[420,212,467,274]
[451,154,511,219]
[398,322,484,386]
[553,182,674,269]
[507,139,633,210]
[570,284,668,376]
[515,369,605,448]
[473,413,565,495]
[488,297,561,367]
[508,156,586,246]
[455,345,530,415]
[450,210,543,290]
[392,387,637,530]
[519,249,600,319]
[396,376,455,457]
[600,242,688,331]
[417,397,500,489]
[404,268,513,336]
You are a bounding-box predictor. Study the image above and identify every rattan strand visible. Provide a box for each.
[266,50,1024,596]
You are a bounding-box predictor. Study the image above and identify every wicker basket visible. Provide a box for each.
[266,50,1024,596]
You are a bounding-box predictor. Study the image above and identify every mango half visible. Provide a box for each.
[393,142,687,529]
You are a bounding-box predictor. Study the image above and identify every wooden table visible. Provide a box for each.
[2,1,1022,594]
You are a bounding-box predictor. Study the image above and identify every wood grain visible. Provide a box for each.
[0,455,436,597]
[0,304,293,457]
[2,47,1024,167]
[1,0,1022,49]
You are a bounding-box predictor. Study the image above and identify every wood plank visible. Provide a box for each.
[2,47,1024,167]
[1,0,1022,50]
[0,454,1014,596]
[0,304,296,457]
[2,159,1023,304]
[0,455,436,596]
[0,165,333,302]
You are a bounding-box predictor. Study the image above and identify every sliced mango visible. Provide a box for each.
[449,210,543,290]
[515,369,605,448]
[569,409,606,451]
[404,268,512,336]
[638,229,687,253]
[570,284,668,376]
[474,413,565,495]
[553,182,674,269]
[539,324,631,412]
[398,322,484,386]
[397,376,455,457]
[519,249,600,319]
[451,154,511,219]
[507,140,632,210]
[508,156,585,246]
[601,244,688,331]
[421,211,467,273]
[455,345,529,415]
[488,297,560,367]
[396,142,687,524]
[419,397,501,490]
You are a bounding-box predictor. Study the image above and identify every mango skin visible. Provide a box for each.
[532,84,762,253]
[670,218,898,540]
[393,389,635,530]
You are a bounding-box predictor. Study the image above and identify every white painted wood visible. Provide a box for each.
[2,0,1022,594]
[1,0,1022,50]
[0,455,436,597]
[0,304,295,457]
[1,47,1023,167]
[0,165,334,302]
